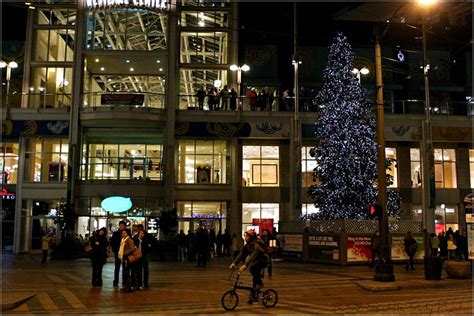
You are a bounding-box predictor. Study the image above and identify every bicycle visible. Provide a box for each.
[221,270,278,311]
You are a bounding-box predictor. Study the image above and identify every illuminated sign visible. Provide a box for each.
[101,196,132,213]
[397,50,405,62]
[1,188,15,200]
[147,217,158,233]
[85,0,167,10]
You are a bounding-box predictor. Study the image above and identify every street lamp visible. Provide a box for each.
[418,0,436,259]
[1,60,19,106]
[229,64,250,109]
[352,67,370,83]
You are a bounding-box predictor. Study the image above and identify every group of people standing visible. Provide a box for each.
[88,220,152,292]
[430,228,468,260]
[195,86,238,111]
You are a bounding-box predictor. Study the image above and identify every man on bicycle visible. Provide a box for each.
[229,229,268,303]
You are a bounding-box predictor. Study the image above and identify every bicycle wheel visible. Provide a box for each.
[262,289,278,308]
[221,290,239,311]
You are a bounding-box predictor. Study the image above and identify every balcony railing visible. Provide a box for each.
[81,92,165,109]
[1,92,72,109]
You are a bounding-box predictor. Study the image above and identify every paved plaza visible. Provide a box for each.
[1,254,472,314]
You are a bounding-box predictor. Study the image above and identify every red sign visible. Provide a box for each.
[252,218,274,234]
[1,188,15,200]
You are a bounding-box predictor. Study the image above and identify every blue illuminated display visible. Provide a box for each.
[101,196,133,213]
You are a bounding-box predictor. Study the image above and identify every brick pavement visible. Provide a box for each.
[1,254,472,314]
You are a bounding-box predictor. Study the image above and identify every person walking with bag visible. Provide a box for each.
[404,231,417,271]
[118,229,135,292]
[132,230,150,290]
[90,228,108,287]
[111,220,129,287]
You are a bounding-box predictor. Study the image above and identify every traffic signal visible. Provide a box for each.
[369,203,383,220]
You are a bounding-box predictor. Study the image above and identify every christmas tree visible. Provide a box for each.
[307,33,400,220]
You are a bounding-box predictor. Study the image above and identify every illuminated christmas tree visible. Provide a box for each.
[307,33,400,220]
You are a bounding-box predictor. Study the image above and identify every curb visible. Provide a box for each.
[355,280,400,292]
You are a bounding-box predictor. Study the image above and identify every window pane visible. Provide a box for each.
[411,162,422,188]
[442,149,456,161]
[0,143,19,184]
[243,146,260,159]
[262,146,279,159]
[443,162,457,188]
[410,148,420,161]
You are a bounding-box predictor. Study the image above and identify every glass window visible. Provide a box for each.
[30,67,73,108]
[385,147,398,188]
[24,139,68,182]
[242,203,279,236]
[177,140,230,184]
[178,69,228,109]
[301,146,318,187]
[82,143,163,181]
[302,203,320,217]
[434,149,457,188]
[33,29,75,62]
[410,148,422,188]
[176,201,227,233]
[0,143,20,184]
[242,146,279,187]
[435,205,458,234]
[85,9,167,51]
[470,150,474,188]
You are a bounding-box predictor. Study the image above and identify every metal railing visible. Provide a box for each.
[80,159,163,181]
[1,92,72,109]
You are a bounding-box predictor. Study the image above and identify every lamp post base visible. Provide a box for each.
[374,262,395,282]
[374,246,395,282]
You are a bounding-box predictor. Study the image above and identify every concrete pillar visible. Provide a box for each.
[230,138,240,235]
[456,147,470,189]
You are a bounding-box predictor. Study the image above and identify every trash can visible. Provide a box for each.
[424,256,442,280]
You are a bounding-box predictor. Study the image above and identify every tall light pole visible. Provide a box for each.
[293,1,302,218]
[374,31,395,282]
[1,60,19,106]
[419,0,436,258]
[230,64,250,110]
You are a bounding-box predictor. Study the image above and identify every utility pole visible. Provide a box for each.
[293,1,302,219]
[374,29,395,282]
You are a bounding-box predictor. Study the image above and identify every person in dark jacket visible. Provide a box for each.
[132,230,152,289]
[110,220,129,287]
[196,87,206,110]
[90,227,109,287]
[196,228,209,267]
[222,229,232,257]
[229,88,237,111]
[404,231,417,271]
[230,229,269,304]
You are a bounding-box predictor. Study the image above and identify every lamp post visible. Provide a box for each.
[419,0,436,260]
[352,67,370,83]
[373,32,395,282]
[1,60,19,106]
[229,64,250,110]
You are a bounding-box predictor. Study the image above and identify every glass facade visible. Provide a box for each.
[410,148,422,188]
[1,143,19,184]
[177,140,230,184]
[435,205,458,234]
[470,149,474,188]
[301,146,318,187]
[434,149,457,188]
[242,203,279,235]
[242,146,279,187]
[81,143,163,181]
[24,138,68,182]
[386,147,398,188]
[176,201,227,233]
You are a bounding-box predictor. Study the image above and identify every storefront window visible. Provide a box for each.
[242,203,279,236]
[30,67,73,108]
[302,204,320,217]
[470,150,474,188]
[82,143,163,181]
[301,146,318,187]
[435,205,458,234]
[242,146,279,187]
[385,147,398,188]
[410,148,422,188]
[434,149,457,188]
[1,143,19,184]
[177,201,227,233]
[411,207,422,222]
[177,140,230,184]
[24,139,68,182]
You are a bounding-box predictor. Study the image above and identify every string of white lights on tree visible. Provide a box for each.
[307,33,401,220]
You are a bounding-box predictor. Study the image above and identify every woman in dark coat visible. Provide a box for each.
[90,227,109,286]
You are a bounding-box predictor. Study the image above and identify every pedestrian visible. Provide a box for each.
[216,230,223,257]
[41,231,50,266]
[90,228,108,287]
[187,230,196,262]
[232,233,244,259]
[178,229,187,262]
[248,88,257,111]
[196,227,209,267]
[196,87,206,110]
[118,229,135,292]
[259,229,274,277]
[111,220,129,287]
[229,88,237,111]
[222,229,232,257]
[447,231,457,260]
[132,230,151,290]
[220,85,229,110]
[404,231,417,271]
[209,228,216,258]
[438,232,447,259]
[370,230,380,267]
[430,233,440,257]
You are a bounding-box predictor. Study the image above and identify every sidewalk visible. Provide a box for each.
[1,253,472,313]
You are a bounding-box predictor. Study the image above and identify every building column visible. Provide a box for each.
[21,9,35,108]
[13,137,26,253]
[163,0,179,211]
[230,138,240,235]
